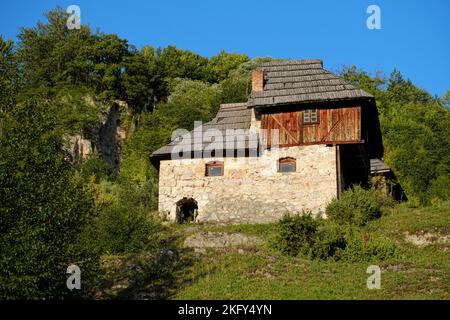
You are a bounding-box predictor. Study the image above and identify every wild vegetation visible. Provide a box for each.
[170,202,450,299]
[0,7,449,299]
[269,188,398,262]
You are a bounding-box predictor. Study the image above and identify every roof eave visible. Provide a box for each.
[248,95,374,108]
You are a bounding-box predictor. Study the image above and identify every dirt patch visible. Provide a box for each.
[184,232,263,249]
[381,264,438,273]
[403,231,450,247]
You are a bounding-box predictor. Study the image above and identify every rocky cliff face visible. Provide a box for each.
[97,100,129,168]
[64,134,93,164]
[64,100,130,168]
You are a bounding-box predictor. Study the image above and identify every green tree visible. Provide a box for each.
[0,101,98,299]
[338,65,385,97]
[155,45,209,81]
[17,8,91,94]
[441,90,450,108]
[83,33,129,100]
[0,36,19,113]
[17,7,129,102]
[122,49,159,112]
[385,69,436,106]
[207,50,249,82]
[340,66,450,204]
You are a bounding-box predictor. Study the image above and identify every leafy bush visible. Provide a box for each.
[428,174,450,204]
[78,153,116,183]
[80,181,161,255]
[89,205,161,255]
[311,222,347,260]
[270,211,398,262]
[269,212,318,257]
[340,229,398,262]
[326,186,386,226]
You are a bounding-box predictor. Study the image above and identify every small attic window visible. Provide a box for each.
[278,157,296,173]
[205,161,224,176]
[304,109,319,124]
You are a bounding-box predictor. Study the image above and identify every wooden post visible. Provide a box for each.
[336,145,342,198]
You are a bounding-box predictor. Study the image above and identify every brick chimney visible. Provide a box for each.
[252,69,264,92]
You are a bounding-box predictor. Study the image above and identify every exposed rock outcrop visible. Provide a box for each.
[97,100,130,168]
[63,100,130,168]
[403,231,450,247]
[63,134,93,163]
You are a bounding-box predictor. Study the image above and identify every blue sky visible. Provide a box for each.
[0,0,448,96]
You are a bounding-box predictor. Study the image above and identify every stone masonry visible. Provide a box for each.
[158,144,337,223]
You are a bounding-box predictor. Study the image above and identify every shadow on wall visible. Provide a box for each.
[176,198,198,223]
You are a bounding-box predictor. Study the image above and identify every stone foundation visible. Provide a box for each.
[158,144,338,224]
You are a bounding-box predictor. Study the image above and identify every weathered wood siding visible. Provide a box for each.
[261,107,361,147]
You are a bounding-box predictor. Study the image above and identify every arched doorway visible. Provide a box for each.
[176,198,198,223]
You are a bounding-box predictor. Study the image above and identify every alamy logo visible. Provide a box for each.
[366,265,381,289]
[366,5,381,30]
[66,5,81,30]
[66,264,81,290]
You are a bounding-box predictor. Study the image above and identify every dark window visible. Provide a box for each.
[205,161,224,176]
[278,157,296,173]
[304,109,319,124]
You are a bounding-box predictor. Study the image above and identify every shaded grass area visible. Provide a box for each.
[94,227,198,300]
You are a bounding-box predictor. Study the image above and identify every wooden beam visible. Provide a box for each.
[336,145,342,198]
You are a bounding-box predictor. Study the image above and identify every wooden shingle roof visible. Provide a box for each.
[248,59,374,107]
[151,103,256,158]
[205,102,252,131]
[370,158,391,175]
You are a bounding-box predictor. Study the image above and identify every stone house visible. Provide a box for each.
[150,59,388,224]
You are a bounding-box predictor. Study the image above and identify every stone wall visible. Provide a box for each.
[158,144,338,224]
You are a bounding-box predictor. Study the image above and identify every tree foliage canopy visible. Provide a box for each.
[340,66,450,204]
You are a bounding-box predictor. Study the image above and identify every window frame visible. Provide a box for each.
[303,109,319,124]
[205,161,224,177]
[278,157,296,173]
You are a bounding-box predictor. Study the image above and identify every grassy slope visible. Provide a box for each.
[171,203,450,300]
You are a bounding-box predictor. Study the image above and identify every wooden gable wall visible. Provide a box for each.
[260,106,362,147]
